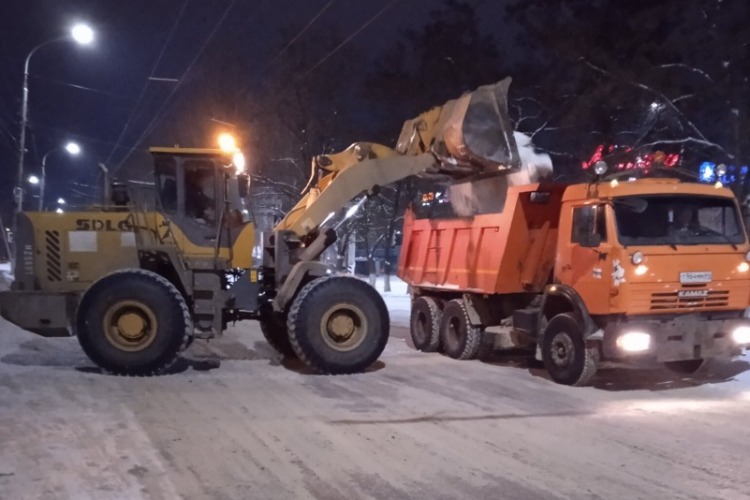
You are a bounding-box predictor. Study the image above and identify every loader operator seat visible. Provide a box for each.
[185,163,216,225]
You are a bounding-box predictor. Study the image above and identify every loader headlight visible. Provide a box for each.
[616,331,651,352]
[233,152,246,174]
[732,326,750,345]
[593,161,608,176]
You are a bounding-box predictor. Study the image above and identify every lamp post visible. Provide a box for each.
[39,142,80,211]
[15,23,94,215]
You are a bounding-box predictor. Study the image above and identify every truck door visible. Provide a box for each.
[556,203,612,314]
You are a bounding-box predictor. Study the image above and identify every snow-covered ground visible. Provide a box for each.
[367,275,411,328]
[1,272,750,499]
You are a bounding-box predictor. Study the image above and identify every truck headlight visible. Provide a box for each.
[732,326,750,345]
[616,331,651,352]
[631,251,644,265]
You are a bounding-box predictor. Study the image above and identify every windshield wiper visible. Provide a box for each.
[699,227,738,250]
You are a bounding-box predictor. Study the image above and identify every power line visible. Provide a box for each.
[29,74,136,101]
[104,0,191,166]
[298,0,401,81]
[271,0,337,62]
[112,0,242,176]
[252,0,402,115]
[33,123,147,152]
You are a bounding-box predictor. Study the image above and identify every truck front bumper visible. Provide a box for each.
[600,315,749,362]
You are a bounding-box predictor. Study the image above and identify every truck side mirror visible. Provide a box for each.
[238,174,250,198]
[580,232,602,248]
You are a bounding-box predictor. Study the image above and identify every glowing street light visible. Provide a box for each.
[57,198,66,205]
[65,142,81,155]
[39,142,82,211]
[15,23,95,215]
[28,175,40,185]
[71,24,95,45]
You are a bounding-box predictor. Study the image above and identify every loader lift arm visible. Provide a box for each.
[274,78,521,240]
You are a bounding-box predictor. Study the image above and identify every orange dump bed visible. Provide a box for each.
[397,183,566,295]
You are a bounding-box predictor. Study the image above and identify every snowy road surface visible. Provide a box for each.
[1,276,750,499]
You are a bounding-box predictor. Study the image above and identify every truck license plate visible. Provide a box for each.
[680,271,712,284]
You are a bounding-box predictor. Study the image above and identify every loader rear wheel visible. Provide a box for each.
[410,296,443,352]
[541,313,598,386]
[259,303,296,357]
[287,276,389,374]
[439,299,484,360]
[76,269,191,376]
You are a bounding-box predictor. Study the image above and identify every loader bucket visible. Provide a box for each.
[397,78,520,178]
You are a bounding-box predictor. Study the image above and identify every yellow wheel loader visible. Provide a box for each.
[0,79,521,375]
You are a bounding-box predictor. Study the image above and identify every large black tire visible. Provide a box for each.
[259,303,296,357]
[439,299,484,360]
[664,359,705,375]
[287,276,389,374]
[76,269,192,376]
[541,313,598,386]
[410,296,443,352]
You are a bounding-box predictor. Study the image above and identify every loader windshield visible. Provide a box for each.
[614,195,745,246]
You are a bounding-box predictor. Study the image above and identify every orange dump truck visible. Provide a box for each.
[398,176,750,385]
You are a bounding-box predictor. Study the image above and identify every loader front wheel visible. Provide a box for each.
[259,303,296,357]
[76,269,191,376]
[287,276,389,374]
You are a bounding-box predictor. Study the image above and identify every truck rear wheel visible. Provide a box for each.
[76,269,191,376]
[259,303,296,357]
[287,276,389,374]
[541,313,598,386]
[410,296,443,352]
[439,299,483,360]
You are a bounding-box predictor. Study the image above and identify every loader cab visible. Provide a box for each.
[150,147,249,249]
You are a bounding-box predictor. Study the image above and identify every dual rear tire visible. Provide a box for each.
[410,297,483,361]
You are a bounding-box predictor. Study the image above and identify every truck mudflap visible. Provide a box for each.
[600,315,748,361]
[0,291,77,337]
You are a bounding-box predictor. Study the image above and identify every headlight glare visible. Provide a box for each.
[732,326,750,345]
[616,331,651,352]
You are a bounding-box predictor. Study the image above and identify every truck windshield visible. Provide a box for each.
[613,195,745,246]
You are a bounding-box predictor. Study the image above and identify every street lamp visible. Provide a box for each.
[39,142,81,211]
[28,175,40,185]
[57,198,66,205]
[15,23,94,214]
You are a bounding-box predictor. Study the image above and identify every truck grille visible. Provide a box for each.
[45,230,62,282]
[650,289,729,310]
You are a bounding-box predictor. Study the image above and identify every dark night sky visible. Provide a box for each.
[0,0,512,219]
